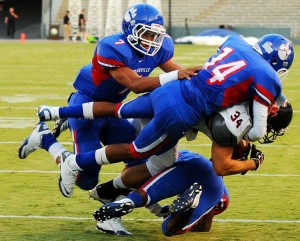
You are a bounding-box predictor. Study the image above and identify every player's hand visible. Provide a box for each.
[240,143,262,175]
[250,144,264,171]
[242,142,251,160]
[178,66,202,80]
[232,140,251,160]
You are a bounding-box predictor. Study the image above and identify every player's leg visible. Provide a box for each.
[18,122,66,161]
[57,85,201,195]
[37,89,154,122]
[120,83,201,160]
[67,91,104,190]
[161,152,224,236]
[92,152,201,221]
[161,187,221,236]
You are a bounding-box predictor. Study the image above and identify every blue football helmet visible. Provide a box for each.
[122,3,166,56]
[252,34,294,80]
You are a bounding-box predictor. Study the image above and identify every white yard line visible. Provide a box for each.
[0,169,299,176]
[2,141,300,149]
[0,215,299,223]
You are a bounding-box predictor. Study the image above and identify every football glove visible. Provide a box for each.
[232,141,251,160]
[250,144,264,171]
[241,144,264,175]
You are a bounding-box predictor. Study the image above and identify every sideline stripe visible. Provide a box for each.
[0,170,299,176]
[0,215,299,223]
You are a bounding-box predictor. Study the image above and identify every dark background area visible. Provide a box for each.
[0,0,42,39]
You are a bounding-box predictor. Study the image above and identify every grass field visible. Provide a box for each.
[0,40,299,241]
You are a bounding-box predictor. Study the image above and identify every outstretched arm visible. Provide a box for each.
[108,63,201,94]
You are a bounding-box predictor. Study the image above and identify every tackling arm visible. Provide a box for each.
[108,62,201,94]
[244,100,268,141]
[211,141,257,176]
[159,60,202,80]
[108,67,161,93]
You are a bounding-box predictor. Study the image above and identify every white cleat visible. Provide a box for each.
[38,105,60,121]
[58,151,78,198]
[96,218,132,236]
[18,122,50,159]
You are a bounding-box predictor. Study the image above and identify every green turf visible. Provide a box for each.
[0,41,299,240]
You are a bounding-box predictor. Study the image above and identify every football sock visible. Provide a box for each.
[95,147,110,164]
[113,175,127,189]
[59,104,84,119]
[42,133,59,150]
[75,150,97,169]
[126,192,144,207]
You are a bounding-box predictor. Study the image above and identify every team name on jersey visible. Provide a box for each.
[134,68,151,74]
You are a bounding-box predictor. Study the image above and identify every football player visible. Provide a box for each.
[93,150,230,236]
[90,94,293,205]
[18,96,292,235]
[34,34,294,192]
[19,95,292,193]
[21,3,199,235]
[90,97,292,236]
[58,3,199,191]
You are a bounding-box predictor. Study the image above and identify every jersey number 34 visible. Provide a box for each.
[204,47,246,85]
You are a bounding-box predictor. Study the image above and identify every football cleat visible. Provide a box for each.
[18,122,50,159]
[170,183,202,214]
[146,203,170,218]
[93,201,134,222]
[58,151,78,198]
[38,105,60,121]
[89,184,115,204]
[96,218,132,236]
[155,204,170,218]
[52,118,68,138]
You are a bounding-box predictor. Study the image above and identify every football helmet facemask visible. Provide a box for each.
[252,34,294,81]
[259,94,293,144]
[122,3,166,56]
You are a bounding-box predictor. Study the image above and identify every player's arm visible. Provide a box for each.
[159,59,202,80]
[211,141,259,176]
[108,67,162,93]
[108,64,200,94]
[244,100,268,142]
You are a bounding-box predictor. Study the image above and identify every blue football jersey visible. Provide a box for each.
[73,33,174,102]
[181,35,282,115]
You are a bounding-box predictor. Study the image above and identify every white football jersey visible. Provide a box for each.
[188,102,252,143]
